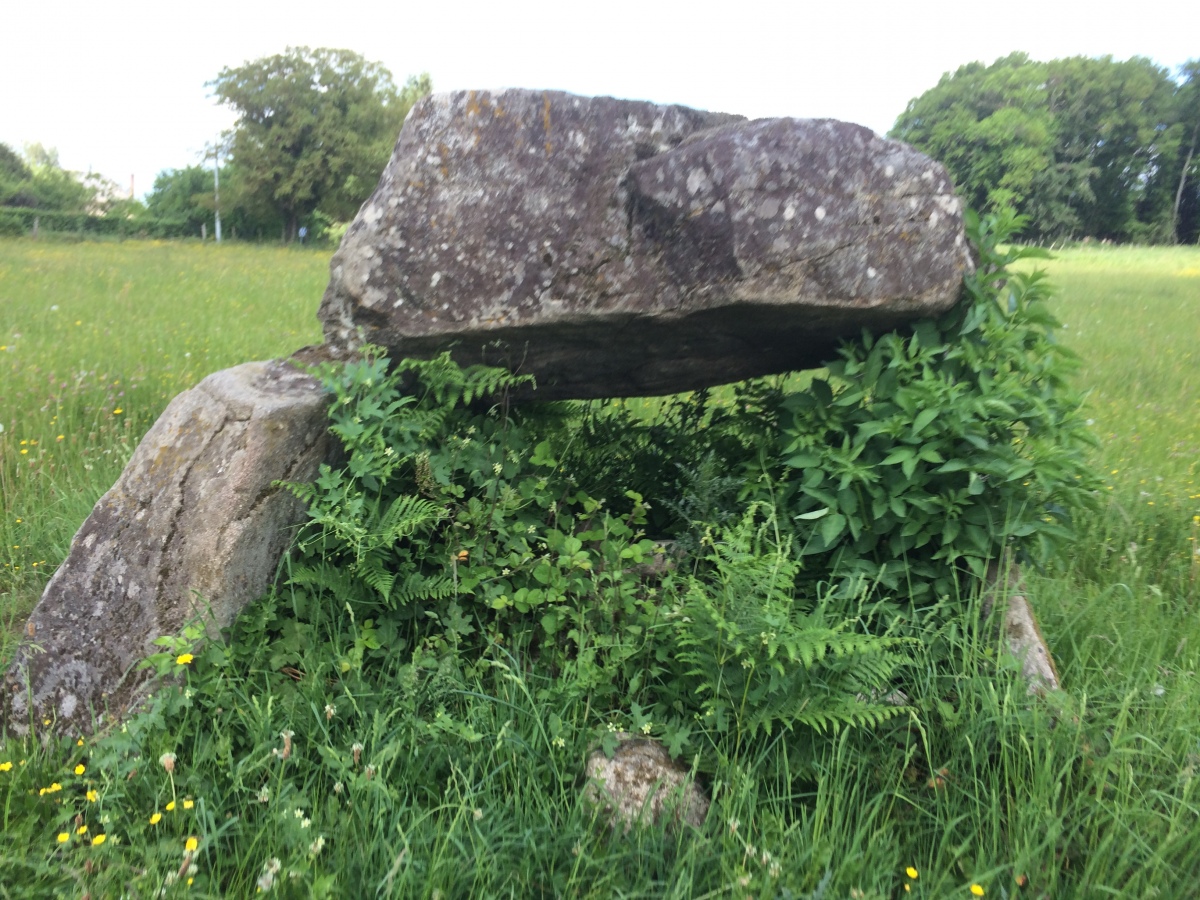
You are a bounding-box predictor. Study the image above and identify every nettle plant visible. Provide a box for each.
[760,209,1100,616]
[273,210,1096,749]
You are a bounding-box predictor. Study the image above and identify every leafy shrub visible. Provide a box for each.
[758,209,1100,614]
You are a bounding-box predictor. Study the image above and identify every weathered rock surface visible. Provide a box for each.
[320,88,973,399]
[985,562,1061,695]
[2,361,331,737]
[583,733,709,831]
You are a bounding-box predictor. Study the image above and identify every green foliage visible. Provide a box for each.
[210,48,431,240]
[759,209,1101,610]
[0,205,197,239]
[670,506,908,740]
[144,166,215,236]
[893,53,1200,243]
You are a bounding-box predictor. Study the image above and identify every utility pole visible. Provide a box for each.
[213,145,223,243]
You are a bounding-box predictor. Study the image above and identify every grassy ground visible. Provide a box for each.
[1,238,1198,897]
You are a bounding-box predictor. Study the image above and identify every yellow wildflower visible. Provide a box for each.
[92,834,106,846]
[56,832,69,844]
[150,812,162,824]
[175,653,194,666]
[970,885,985,897]
[185,836,199,852]
[77,825,88,835]
[907,867,919,880]
[166,801,176,811]
[112,408,123,415]
[86,790,98,802]
[74,764,86,775]
[0,762,12,772]
[183,799,194,809]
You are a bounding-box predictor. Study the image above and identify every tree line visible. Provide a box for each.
[892,52,1200,244]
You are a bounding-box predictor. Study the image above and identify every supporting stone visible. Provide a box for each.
[2,360,331,737]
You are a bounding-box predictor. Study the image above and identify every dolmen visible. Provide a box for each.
[3,89,975,737]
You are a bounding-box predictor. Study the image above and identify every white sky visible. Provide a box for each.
[2,0,1197,200]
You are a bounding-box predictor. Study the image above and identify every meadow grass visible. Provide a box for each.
[0,238,1198,897]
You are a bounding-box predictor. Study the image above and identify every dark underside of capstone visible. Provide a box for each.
[319,88,974,400]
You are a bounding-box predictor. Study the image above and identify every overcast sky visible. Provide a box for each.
[3,0,1197,199]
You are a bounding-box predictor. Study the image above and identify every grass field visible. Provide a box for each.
[1,237,1199,897]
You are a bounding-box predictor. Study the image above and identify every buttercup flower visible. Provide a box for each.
[175,653,194,666]
[86,790,98,802]
[166,800,176,811]
[74,764,86,776]
[970,885,985,897]
[91,834,106,846]
[907,867,919,880]
[150,812,162,824]
[185,836,199,852]
[56,832,69,844]
[183,799,194,809]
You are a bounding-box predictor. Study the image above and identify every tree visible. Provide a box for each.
[0,142,35,207]
[892,54,1182,242]
[210,47,430,240]
[1170,60,1200,243]
[145,166,216,235]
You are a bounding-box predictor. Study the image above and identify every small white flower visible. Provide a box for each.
[324,704,336,720]
[333,781,344,794]
[301,817,312,829]
[257,786,270,803]
[293,807,304,819]
[473,808,483,821]
[492,462,502,475]
[266,858,282,875]
[309,835,326,856]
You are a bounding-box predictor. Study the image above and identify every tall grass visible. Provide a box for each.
[1,238,1198,896]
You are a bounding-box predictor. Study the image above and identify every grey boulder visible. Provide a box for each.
[583,733,709,831]
[320,88,973,399]
[2,361,331,737]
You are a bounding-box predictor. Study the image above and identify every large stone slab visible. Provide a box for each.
[2,361,331,737]
[320,89,973,399]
